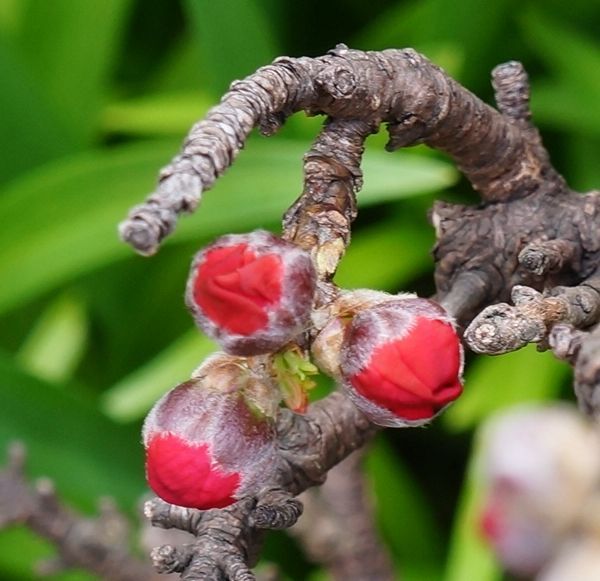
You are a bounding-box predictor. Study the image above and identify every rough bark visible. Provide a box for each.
[290,448,395,581]
[0,443,159,580]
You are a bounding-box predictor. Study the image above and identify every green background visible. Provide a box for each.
[0,0,598,578]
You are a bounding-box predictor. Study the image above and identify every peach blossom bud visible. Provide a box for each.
[186,230,316,355]
[143,355,278,509]
[340,298,463,427]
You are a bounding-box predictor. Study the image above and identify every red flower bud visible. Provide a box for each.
[186,230,316,355]
[340,298,463,427]
[143,355,278,509]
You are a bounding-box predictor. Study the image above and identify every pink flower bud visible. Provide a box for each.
[143,355,278,509]
[186,230,316,355]
[340,298,463,427]
[479,406,600,577]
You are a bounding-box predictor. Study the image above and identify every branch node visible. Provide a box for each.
[253,489,303,530]
[464,301,546,354]
[549,323,585,363]
[144,498,205,535]
[151,544,193,574]
[491,60,531,124]
[518,239,578,276]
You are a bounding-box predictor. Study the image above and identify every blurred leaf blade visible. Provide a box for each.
[335,218,433,291]
[366,437,444,580]
[17,292,88,384]
[184,0,279,96]
[443,430,501,581]
[531,81,600,137]
[102,330,217,422]
[0,527,95,581]
[16,0,134,144]
[0,137,455,315]
[522,7,600,96]
[0,36,78,183]
[103,91,213,136]
[0,350,145,511]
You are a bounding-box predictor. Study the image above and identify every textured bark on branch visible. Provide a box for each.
[290,449,395,581]
[0,443,159,580]
[118,45,600,579]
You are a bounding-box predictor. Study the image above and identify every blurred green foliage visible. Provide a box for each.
[0,0,597,579]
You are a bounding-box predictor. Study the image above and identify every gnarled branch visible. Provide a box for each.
[119,46,600,579]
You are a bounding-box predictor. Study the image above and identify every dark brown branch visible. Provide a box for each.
[492,61,532,125]
[465,277,600,354]
[118,46,600,580]
[120,45,562,257]
[550,324,600,420]
[0,443,158,581]
[290,448,395,581]
[283,117,374,281]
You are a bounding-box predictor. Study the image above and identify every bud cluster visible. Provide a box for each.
[143,230,466,512]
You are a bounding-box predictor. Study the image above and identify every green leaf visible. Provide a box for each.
[101,330,217,422]
[424,0,515,88]
[16,0,134,143]
[17,292,88,384]
[0,0,24,37]
[355,0,515,88]
[0,140,178,316]
[0,350,145,511]
[0,36,77,183]
[184,0,279,96]
[355,0,465,80]
[531,80,600,137]
[0,137,455,315]
[521,7,600,97]
[444,346,570,432]
[102,91,214,136]
[0,527,96,581]
[335,218,434,291]
[565,136,600,192]
[443,430,501,581]
[365,437,444,580]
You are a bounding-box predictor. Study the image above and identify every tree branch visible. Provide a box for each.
[118,46,600,579]
[0,443,158,580]
[290,448,395,581]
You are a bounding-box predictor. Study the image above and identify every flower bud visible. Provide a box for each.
[339,298,463,427]
[479,405,600,577]
[186,230,316,356]
[143,355,278,510]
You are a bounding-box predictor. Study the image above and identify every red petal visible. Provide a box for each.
[146,434,240,509]
[351,318,462,420]
[479,502,506,543]
[194,244,283,334]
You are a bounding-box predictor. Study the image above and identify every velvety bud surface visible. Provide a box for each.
[186,230,316,355]
[143,365,278,510]
[340,298,463,427]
